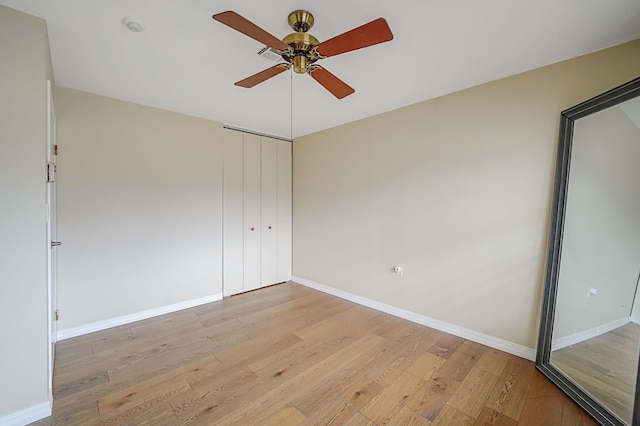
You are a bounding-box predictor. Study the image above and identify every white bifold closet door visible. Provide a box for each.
[223,129,291,297]
[276,139,292,283]
[222,130,244,296]
[260,137,278,286]
[242,133,262,292]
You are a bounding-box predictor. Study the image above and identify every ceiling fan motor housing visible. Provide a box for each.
[282,32,319,73]
[282,10,319,74]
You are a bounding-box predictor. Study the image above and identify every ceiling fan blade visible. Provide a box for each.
[315,18,393,58]
[213,11,290,52]
[235,65,289,88]
[308,66,355,99]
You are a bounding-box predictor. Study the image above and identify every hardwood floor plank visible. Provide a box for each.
[97,378,191,415]
[485,357,535,421]
[344,412,377,426]
[36,282,602,426]
[214,334,385,425]
[53,355,219,415]
[474,407,518,426]
[54,325,215,384]
[427,333,465,359]
[212,331,302,366]
[560,401,601,426]
[293,305,382,340]
[290,323,438,419]
[106,337,218,382]
[388,405,433,425]
[129,311,202,338]
[88,403,177,426]
[30,405,99,426]
[198,295,296,328]
[406,375,461,421]
[56,324,133,352]
[52,343,94,366]
[293,326,437,422]
[88,333,141,356]
[364,324,441,387]
[295,376,383,425]
[53,370,109,399]
[407,352,448,380]
[246,335,353,378]
[240,295,354,340]
[448,366,500,418]
[433,340,486,382]
[169,365,259,421]
[518,395,565,426]
[476,348,511,375]
[360,370,429,425]
[432,404,475,425]
[260,403,307,425]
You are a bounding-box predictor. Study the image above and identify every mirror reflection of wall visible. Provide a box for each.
[550,97,640,425]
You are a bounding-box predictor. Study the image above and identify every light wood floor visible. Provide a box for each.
[551,322,640,425]
[32,282,597,425]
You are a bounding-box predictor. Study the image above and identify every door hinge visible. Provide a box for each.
[54,145,58,156]
[55,309,59,321]
[46,162,56,182]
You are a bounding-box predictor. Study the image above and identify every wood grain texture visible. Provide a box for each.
[551,322,639,424]
[31,282,600,426]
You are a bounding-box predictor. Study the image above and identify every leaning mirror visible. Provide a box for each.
[537,76,640,426]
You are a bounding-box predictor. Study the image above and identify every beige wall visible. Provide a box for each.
[0,5,52,418]
[554,106,640,339]
[55,88,224,329]
[293,39,640,349]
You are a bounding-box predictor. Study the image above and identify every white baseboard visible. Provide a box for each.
[0,400,51,426]
[552,316,630,351]
[57,293,223,341]
[292,276,536,361]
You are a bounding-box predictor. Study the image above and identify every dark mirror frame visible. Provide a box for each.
[536,76,640,426]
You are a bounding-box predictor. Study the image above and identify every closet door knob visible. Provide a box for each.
[250,227,255,231]
[268,226,272,230]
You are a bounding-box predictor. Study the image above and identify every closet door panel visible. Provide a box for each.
[222,130,244,296]
[261,137,279,286]
[277,140,292,282]
[243,133,262,291]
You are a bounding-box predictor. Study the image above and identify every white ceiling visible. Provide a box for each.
[2,0,640,138]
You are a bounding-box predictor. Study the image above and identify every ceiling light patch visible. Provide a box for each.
[122,17,145,33]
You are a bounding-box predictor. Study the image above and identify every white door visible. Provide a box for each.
[243,133,262,292]
[277,140,292,282]
[222,129,244,296]
[260,137,278,286]
[45,80,58,399]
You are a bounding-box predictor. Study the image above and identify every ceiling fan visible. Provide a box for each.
[212,10,393,99]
